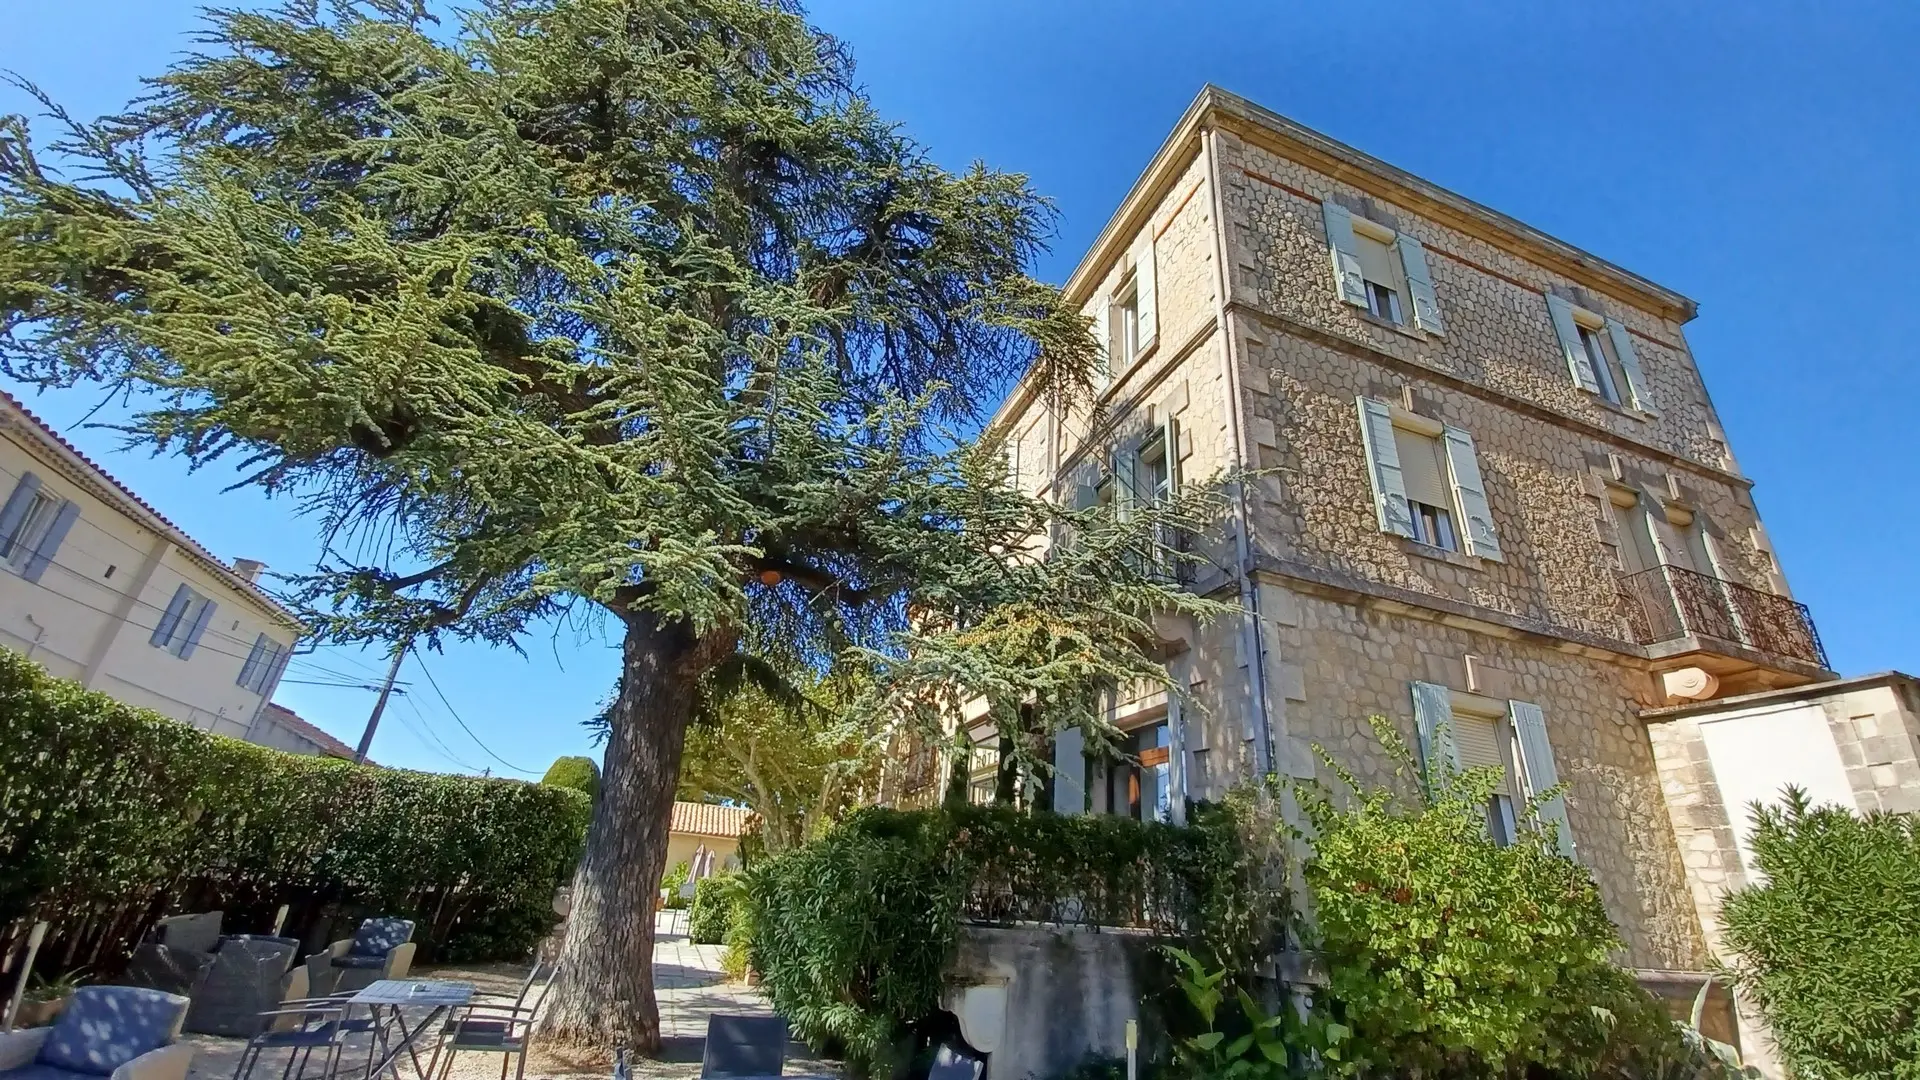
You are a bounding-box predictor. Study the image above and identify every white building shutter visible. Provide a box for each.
[20,501,77,584]
[152,584,192,647]
[1089,300,1110,390]
[1411,681,1459,796]
[1321,200,1370,307]
[1546,294,1602,393]
[1509,700,1577,859]
[1161,415,1181,493]
[1053,725,1086,815]
[1356,397,1414,538]
[1394,235,1446,334]
[1441,425,1503,562]
[1132,233,1158,348]
[1604,318,1657,415]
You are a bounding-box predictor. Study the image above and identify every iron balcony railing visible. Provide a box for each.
[1616,564,1828,670]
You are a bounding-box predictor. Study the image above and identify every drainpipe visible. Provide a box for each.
[1200,125,1276,778]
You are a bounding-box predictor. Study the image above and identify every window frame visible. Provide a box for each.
[1351,217,1407,325]
[1450,694,1524,847]
[1391,412,1461,553]
[1,488,59,567]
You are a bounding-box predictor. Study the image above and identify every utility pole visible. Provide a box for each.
[354,644,408,764]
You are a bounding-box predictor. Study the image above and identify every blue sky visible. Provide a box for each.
[4,1,1915,774]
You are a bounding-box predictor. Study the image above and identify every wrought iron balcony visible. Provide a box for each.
[1616,564,1828,670]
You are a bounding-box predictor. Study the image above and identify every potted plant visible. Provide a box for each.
[14,968,85,1028]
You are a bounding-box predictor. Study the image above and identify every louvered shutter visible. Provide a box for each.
[1132,233,1158,347]
[0,472,43,558]
[1321,201,1370,307]
[1356,398,1414,538]
[1112,441,1139,522]
[1162,415,1181,493]
[178,598,217,659]
[1546,294,1602,392]
[152,584,192,647]
[1604,318,1657,414]
[1509,700,1577,859]
[1441,426,1503,562]
[238,634,269,689]
[1394,235,1446,334]
[20,501,77,584]
[261,641,292,699]
[1411,681,1459,796]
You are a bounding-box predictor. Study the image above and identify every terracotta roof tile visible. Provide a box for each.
[670,800,752,838]
[261,703,359,761]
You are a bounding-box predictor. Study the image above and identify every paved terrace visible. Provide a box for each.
[180,914,838,1080]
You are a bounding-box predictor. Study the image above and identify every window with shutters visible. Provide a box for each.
[1353,226,1404,325]
[1547,294,1656,414]
[1,488,59,569]
[152,585,213,658]
[237,633,289,694]
[1110,283,1141,369]
[1391,424,1458,552]
[1452,708,1521,846]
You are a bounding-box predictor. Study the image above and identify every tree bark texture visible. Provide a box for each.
[536,615,723,1053]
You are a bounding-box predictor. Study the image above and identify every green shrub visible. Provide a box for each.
[741,803,1264,1077]
[540,755,601,801]
[687,874,738,944]
[661,860,692,908]
[1297,716,1659,1078]
[1719,789,1920,1080]
[0,647,590,963]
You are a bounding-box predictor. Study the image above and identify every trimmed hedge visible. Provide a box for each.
[0,647,589,967]
[687,875,738,945]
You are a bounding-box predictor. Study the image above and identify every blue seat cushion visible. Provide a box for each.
[333,954,387,970]
[348,918,413,959]
[3,1063,100,1080]
[37,986,187,1076]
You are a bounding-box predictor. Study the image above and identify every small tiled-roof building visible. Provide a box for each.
[666,800,752,878]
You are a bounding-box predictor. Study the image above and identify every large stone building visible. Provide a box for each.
[965,86,1862,1063]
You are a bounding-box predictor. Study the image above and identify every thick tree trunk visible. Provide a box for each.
[536,615,723,1054]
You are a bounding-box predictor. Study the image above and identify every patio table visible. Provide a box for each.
[349,978,475,1080]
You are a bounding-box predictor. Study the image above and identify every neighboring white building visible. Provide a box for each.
[251,702,358,760]
[0,390,306,739]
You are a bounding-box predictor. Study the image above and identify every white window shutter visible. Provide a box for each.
[20,501,78,584]
[1132,233,1158,348]
[1394,235,1445,334]
[1321,200,1370,307]
[1356,397,1414,538]
[1411,681,1459,796]
[1509,700,1577,859]
[1162,415,1181,493]
[1440,426,1504,562]
[1546,294,1601,393]
[1605,318,1657,415]
[1089,300,1110,390]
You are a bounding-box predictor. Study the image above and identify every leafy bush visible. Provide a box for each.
[742,803,1265,1077]
[687,874,738,945]
[1297,716,1673,1078]
[1720,789,1920,1080]
[540,755,601,801]
[661,860,692,908]
[0,647,590,965]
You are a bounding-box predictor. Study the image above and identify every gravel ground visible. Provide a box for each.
[179,915,838,1080]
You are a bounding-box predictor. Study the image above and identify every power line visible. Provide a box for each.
[397,693,487,773]
[413,656,539,776]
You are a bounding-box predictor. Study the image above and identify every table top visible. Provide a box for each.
[351,979,476,1006]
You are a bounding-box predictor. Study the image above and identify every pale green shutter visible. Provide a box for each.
[1394,235,1445,334]
[1509,700,1577,859]
[1440,426,1503,562]
[1356,398,1414,538]
[1321,201,1370,307]
[1604,318,1657,415]
[1411,681,1459,796]
[1546,294,1601,393]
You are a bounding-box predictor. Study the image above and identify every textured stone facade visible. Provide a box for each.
[985,88,1830,982]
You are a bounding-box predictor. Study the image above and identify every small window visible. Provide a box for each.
[1393,424,1458,552]
[1354,232,1404,324]
[0,489,59,568]
[1111,287,1141,367]
[152,585,214,658]
[1138,431,1172,505]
